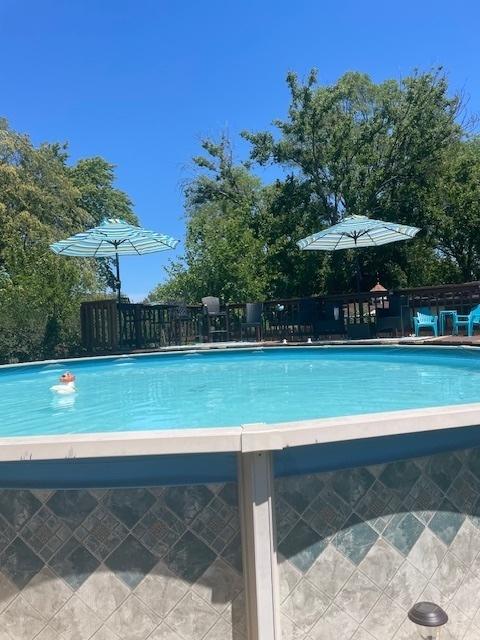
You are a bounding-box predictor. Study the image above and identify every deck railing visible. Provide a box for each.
[80,281,480,353]
[81,300,205,353]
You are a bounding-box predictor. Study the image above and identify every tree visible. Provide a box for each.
[242,68,463,291]
[149,136,268,303]
[153,68,472,301]
[244,69,460,222]
[0,119,136,362]
[432,140,480,281]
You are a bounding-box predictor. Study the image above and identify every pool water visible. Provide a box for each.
[1,347,480,437]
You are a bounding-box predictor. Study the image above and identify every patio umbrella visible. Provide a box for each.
[51,218,179,303]
[297,214,420,290]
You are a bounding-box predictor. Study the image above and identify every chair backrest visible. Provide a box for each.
[418,307,433,316]
[417,307,433,322]
[470,304,480,318]
[202,296,220,314]
[245,302,263,324]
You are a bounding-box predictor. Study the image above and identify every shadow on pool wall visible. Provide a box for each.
[0,482,245,639]
[2,447,480,639]
[275,447,480,640]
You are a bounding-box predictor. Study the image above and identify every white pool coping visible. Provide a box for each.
[1,344,480,462]
[1,402,480,462]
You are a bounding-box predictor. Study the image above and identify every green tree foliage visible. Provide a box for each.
[245,69,460,224]
[152,68,479,300]
[151,136,268,302]
[432,140,480,281]
[0,119,136,362]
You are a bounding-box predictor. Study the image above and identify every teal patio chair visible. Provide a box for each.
[453,304,480,336]
[414,308,438,337]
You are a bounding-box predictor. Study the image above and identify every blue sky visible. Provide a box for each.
[1,0,479,300]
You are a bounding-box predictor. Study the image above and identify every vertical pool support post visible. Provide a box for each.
[237,451,281,640]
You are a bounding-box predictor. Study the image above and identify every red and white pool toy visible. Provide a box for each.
[50,372,77,395]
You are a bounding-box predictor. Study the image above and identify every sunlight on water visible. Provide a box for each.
[1,347,480,437]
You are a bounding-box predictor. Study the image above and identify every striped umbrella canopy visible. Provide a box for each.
[51,218,179,302]
[297,215,420,291]
[297,215,420,251]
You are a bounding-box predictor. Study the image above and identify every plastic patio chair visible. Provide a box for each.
[453,304,480,336]
[201,296,229,341]
[201,296,224,316]
[413,308,438,337]
[240,303,263,341]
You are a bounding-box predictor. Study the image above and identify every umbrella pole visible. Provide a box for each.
[115,252,121,304]
[354,253,364,327]
[115,252,122,346]
[355,253,362,293]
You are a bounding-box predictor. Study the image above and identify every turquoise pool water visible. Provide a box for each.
[1,346,480,437]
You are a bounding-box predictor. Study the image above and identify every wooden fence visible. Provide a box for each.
[80,281,480,353]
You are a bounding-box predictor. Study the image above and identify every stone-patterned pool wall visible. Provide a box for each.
[275,447,480,640]
[0,482,244,640]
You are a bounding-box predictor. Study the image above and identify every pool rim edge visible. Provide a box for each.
[1,402,480,462]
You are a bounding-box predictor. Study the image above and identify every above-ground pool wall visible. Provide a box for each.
[0,481,244,640]
[4,445,480,640]
[275,446,480,640]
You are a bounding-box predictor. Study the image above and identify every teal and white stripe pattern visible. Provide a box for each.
[297,215,420,251]
[51,218,179,257]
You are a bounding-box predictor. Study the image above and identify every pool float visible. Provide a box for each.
[50,372,76,395]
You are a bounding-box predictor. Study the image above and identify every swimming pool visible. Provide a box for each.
[2,345,480,437]
[3,345,480,640]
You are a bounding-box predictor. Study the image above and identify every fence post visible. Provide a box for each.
[111,301,119,351]
[133,304,144,349]
[80,303,90,352]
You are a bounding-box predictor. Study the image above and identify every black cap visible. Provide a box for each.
[408,602,448,628]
